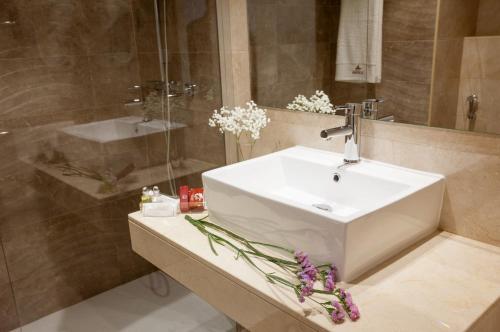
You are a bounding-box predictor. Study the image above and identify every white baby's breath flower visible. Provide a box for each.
[208,101,270,140]
[287,90,334,114]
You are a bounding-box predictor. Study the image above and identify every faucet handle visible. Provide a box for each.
[362,99,383,119]
[184,82,197,96]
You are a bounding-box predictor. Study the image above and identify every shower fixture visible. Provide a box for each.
[466,94,479,131]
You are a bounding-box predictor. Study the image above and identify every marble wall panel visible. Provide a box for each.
[248,0,338,109]
[0,245,19,332]
[1,197,155,325]
[0,1,39,59]
[382,0,437,42]
[374,0,437,124]
[249,0,437,124]
[0,0,194,329]
[476,0,500,36]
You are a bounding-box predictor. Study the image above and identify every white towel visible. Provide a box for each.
[335,0,384,83]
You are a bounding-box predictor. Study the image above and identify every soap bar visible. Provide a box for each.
[189,188,205,212]
[142,202,176,217]
[158,194,180,214]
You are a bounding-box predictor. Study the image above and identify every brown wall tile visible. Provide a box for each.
[0,1,39,59]
[249,0,437,124]
[3,209,118,324]
[0,57,94,121]
[383,0,437,42]
[0,0,225,327]
[83,0,136,55]
[476,0,500,36]
[438,0,478,39]
[375,80,431,125]
[248,0,337,109]
[382,41,434,84]
[0,244,19,332]
[89,52,141,107]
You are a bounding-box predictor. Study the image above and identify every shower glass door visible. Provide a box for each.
[0,0,226,330]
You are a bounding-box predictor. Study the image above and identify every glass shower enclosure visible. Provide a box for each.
[0,0,226,330]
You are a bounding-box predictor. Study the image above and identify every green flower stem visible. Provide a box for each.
[184,214,347,316]
[247,241,295,254]
[187,215,298,269]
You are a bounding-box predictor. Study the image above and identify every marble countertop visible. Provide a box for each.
[128,212,500,332]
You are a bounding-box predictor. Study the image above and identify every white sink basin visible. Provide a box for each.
[61,116,186,143]
[203,146,445,281]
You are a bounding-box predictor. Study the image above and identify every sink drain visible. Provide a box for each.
[312,203,332,212]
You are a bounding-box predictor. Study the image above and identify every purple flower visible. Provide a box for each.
[294,250,307,264]
[324,265,337,292]
[330,300,345,324]
[331,300,342,311]
[348,303,360,321]
[331,311,345,323]
[294,250,319,303]
[300,284,313,297]
[294,250,318,282]
[298,272,314,297]
[345,292,353,306]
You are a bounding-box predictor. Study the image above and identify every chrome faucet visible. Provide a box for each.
[320,103,362,164]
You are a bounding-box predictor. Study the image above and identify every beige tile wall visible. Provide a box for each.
[250,109,500,247]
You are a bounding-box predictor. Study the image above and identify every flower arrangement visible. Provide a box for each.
[287,90,335,114]
[185,215,360,325]
[208,101,270,161]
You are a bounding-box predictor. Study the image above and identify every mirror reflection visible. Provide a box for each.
[247,0,500,136]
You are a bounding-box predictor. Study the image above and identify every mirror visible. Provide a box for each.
[247,0,500,136]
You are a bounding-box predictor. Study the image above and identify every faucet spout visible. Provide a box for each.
[320,126,353,140]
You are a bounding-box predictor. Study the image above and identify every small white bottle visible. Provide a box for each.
[152,186,160,202]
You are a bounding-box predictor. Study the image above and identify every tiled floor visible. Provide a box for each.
[12,272,235,332]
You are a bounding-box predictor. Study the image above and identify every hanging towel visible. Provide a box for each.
[335,0,384,83]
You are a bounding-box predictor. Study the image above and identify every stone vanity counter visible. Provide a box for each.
[128,212,500,332]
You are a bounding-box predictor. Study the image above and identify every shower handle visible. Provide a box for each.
[467,94,479,120]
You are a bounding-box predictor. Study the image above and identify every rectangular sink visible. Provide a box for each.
[203,146,445,281]
[61,116,186,143]
[56,116,187,171]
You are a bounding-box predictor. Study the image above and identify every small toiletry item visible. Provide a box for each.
[142,202,176,217]
[189,188,205,212]
[140,187,152,211]
[152,186,160,202]
[159,194,180,214]
[179,186,189,213]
